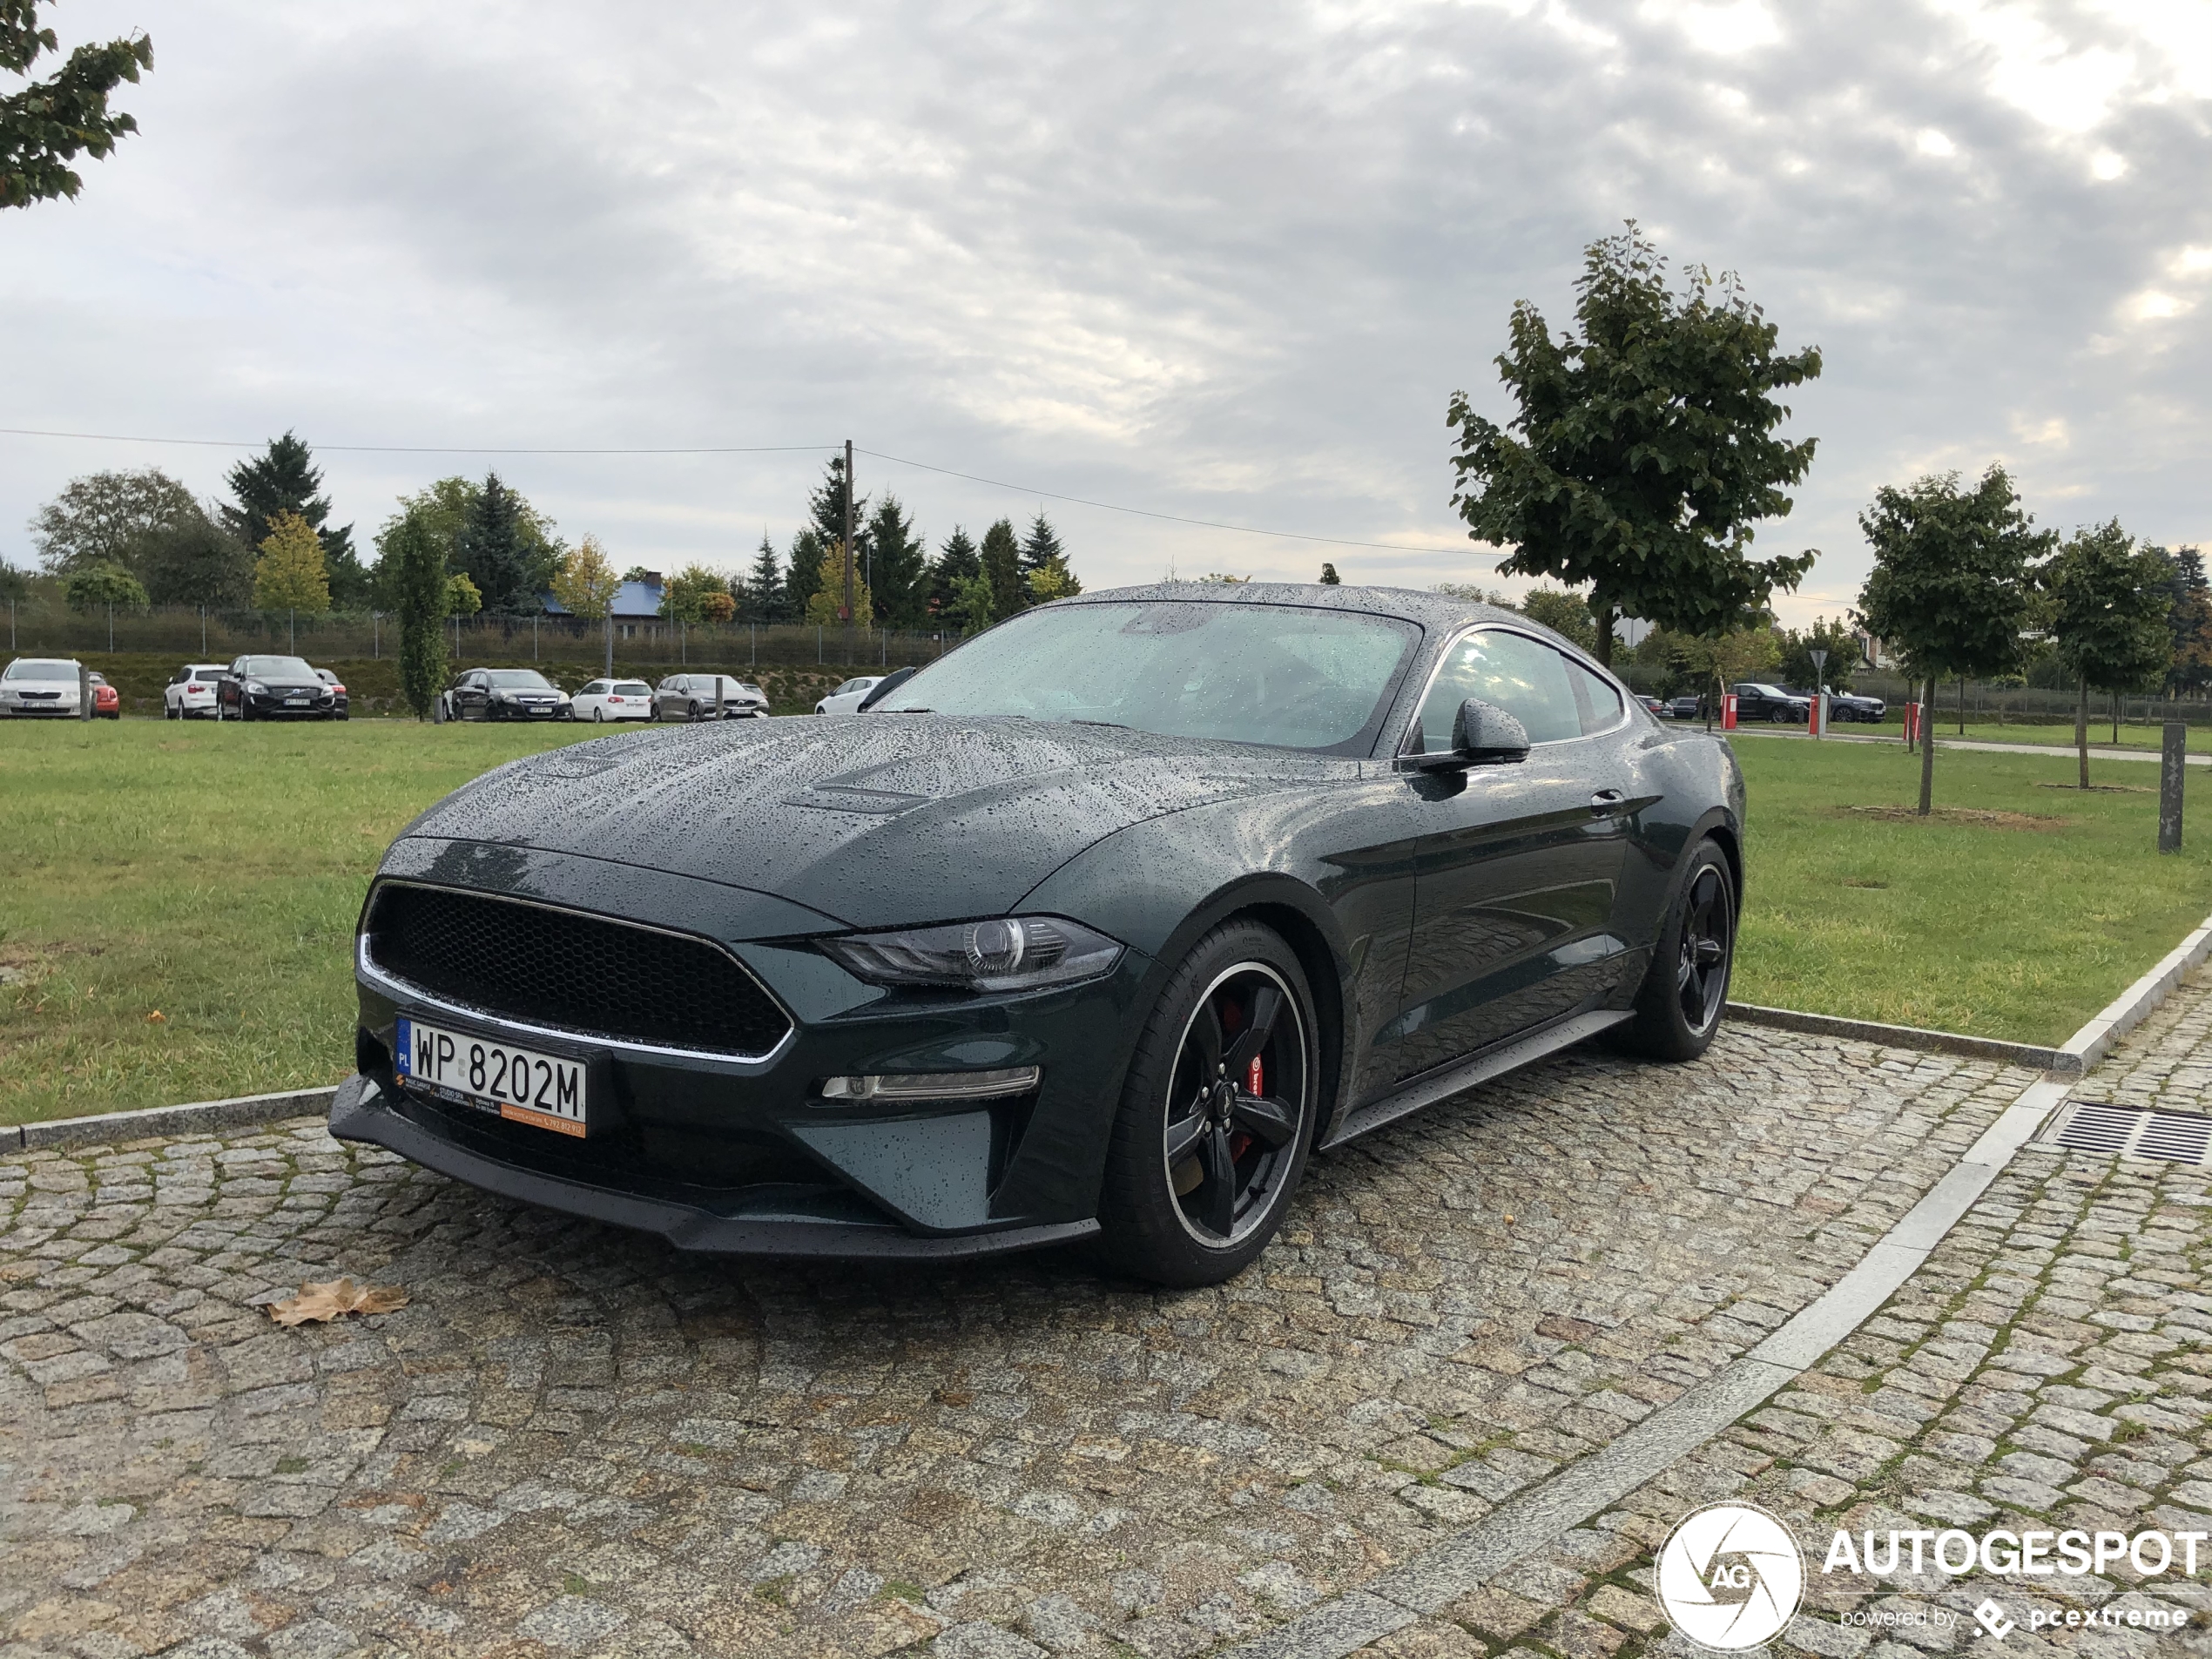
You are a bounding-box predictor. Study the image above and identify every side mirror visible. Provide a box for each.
[1406,698,1530,771]
[859,666,919,711]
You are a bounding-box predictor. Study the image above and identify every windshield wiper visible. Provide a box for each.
[1070,718,1128,729]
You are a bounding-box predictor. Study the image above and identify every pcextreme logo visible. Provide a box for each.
[1655,1501,1806,1650]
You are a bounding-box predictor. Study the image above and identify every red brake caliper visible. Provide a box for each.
[1233,1053,1263,1160]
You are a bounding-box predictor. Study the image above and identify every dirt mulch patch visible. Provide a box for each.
[2034,781,2155,794]
[1839,805,2070,831]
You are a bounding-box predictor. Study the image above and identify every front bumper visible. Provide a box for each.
[241,689,337,717]
[343,851,1150,1256]
[3,698,79,716]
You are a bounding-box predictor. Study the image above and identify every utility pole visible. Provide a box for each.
[842,439,856,667]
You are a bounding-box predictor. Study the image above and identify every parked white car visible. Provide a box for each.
[571,678,655,722]
[2,657,84,718]
[814,676,884,716]
[164,663,229,720]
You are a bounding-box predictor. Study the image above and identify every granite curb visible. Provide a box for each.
[5,1084,339,1150]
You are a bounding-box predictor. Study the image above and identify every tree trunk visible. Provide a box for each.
[2077,674,2090,790]
[1957,676,1966,736]
[2112,691,2120,747]
[1918,673,1937,815]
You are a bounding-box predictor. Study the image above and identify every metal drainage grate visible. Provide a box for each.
[2040,1101,2212,1168]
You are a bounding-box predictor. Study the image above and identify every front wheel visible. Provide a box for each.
[1609,840,1736,1062]
[1096,920,1318,1287]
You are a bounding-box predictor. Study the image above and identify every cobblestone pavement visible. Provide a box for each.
[1345,982,2212,1659]
[0,1028,2041,1659]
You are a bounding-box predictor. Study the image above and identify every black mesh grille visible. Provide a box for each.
[367,883,791,1055]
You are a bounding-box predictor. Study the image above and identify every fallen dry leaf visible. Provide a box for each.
[267,1278,409,1326]
[145,1010,165,1023]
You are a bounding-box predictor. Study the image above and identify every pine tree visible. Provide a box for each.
[252,511,330,616]
[452,473,532,613]
[1019,511,1064,577]
[222,432,356,572]
[927,527,980,621]
[785,529,825,622]
[981,518,1023,617]
[745,534,783,622]
[868,496,927,628]
[806,455,870,572]
[1318,563,1341,585]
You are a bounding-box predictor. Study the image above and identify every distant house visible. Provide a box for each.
[542,574,665,638]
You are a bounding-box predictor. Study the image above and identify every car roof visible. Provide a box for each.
[1062,581,1525,635]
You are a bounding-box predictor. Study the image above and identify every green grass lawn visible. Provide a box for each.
[1730,738,2212,1042]
[3,720,2207,1126]
[1796,717,2212,754]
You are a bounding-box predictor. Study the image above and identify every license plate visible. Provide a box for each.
[286,697,307,705]
[395,1016,587,1137]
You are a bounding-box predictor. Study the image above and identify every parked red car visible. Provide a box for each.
[88,672,120,719]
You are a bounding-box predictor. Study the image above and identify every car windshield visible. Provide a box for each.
[873,600,1421,752]
[5,660,76,680]
[484,671,555,690]
[240,657,315,679]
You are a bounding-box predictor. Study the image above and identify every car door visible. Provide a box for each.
[1389,627,1636,1080]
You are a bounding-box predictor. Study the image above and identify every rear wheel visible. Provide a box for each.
[593,707,604,723]
[1609,840,1735,1062]
[1097,921,1318,1286]
[165,702,179,721]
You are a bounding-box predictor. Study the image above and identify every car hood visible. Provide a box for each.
[395,716,1354,929]
[4,678,78,691]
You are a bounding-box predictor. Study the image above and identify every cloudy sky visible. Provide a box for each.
[4,0,2209,622]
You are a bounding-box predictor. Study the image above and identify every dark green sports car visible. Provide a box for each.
[332,583,1744,1285]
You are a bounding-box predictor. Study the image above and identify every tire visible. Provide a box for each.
[165,702,179,721]
[1096,920,1319,1287]
[1769,708,1788,724]
[1608,839,1736,1062]
[688,700,702,722]
[592,707,604,724]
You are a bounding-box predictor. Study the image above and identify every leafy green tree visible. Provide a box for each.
[803,543,870,629]
[371,475,557,614]
[1514,584,1597,651]
[1027,556,1080,604]
[981,518,1023,617]
[1778,617,1859,693]
[63,561,145,612]
[1449,223,1822,665]
[927,527,981,620]
[869,496,928,628]
[253,510,329,616]
[550,535,618,619]
[1677,617,1781,725]
[744,534,783,622]
[0,559,29,604]
[445,572,482,618]
[1855,466,2049,814]
[2043,521,2174,788]
[1318,563,1341,585]
[947,570,995,633]
[699,590,735,625]
[2,3,152,209]
[387,515,448,718]
[2155,546,2212,696]
[662,563,731,624]
[221,432,357,578]
[139,509,253,608]
[30,467,200,576]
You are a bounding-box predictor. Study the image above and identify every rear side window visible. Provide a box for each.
[1415,630,1581,748]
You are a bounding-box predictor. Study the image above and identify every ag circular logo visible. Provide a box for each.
[1656,1501,1805,1649]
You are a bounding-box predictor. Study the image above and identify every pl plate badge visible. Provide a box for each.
[1656,1501,1804,1649]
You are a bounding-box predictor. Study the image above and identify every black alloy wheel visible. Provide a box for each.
[1098,920,1318,1285]
[1770,707,1789,724]
[1609,838,1736,1062]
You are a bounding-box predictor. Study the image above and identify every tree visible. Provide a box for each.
[387,515,448,718]
[3,3,152,210]
[550,535,618,619]
[1676,618,1780,727]
[1856,466,2049,813]
[870,496,929,628]
[1448,222,1821,665]
[252,511,330,616]
[141,509,253,608]
[63,562,145,612]
[927,527,981,620]
[806,454,869,585]
[981,518,1024,617]
[30,467,200,576]
[451,472,536,614]
[1514,584,1597,651]
[2043,521,2174,788]
[445,572,482,618]
[663,563,731,624]
[1434,581,1510,605]
[1028,556,1080,604]
[785,529,825,622]
[0,560,29,604]
[804,543,871,629]
[1020,512,1065,579]
[2155,546,2212,696]
[744,534,783,623]
[370,475,557,615]
[947,570,996,633]
[1778,617,1859,694]
[1318,563,1341,585]
[699,590,736,625]
[222,432,355,572]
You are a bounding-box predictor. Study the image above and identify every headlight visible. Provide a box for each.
[818,915,1123,993]
[244,680,266,695]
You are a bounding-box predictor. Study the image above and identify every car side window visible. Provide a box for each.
[1414,630,1582,750]
[1568,661,1623,735]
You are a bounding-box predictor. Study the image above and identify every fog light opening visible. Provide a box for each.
[816,1066,1041,1103]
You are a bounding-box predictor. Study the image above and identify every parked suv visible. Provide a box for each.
[1730,682,1810,724]
[218,655,339,720]
[1824,690,1886,724]
[165,664,228,719]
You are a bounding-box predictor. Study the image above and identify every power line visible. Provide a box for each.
[0,424,1465,556]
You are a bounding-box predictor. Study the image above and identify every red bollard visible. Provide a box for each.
[1721,693,1739,732]
[1903,702,1922,745]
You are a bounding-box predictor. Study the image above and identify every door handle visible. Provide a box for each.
[1590,789,1626,816]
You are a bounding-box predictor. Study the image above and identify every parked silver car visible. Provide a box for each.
[653,672,767,721]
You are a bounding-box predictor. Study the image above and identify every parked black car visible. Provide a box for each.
[1823,691,1886,724]
[441,668,571,722]
[218,655,340,720]
[334,584,1745,1285]
[1668,693,1703,721]
[1730,682,1810,723]
[314,669,350,720]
